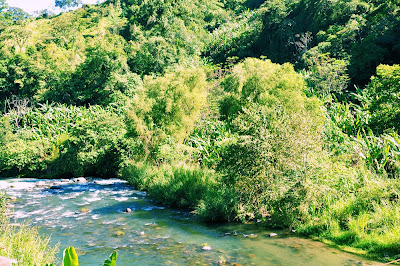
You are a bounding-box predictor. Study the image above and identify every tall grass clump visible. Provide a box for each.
[122,162,219,209]
[0,194,57,265]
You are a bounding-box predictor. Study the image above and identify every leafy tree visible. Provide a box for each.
[45,39,140,106]
[304,52,349,98]
[126,67,208,158]
[0,0,9,30]
[216,58,325,222]
[55,0,82,9]
[0,53,41,109]
[363,64,400,133]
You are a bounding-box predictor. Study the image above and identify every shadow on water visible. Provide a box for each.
[1,178,383,266]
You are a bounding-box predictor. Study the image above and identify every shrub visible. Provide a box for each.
[121,162,219,209]
[53,109,128,177]
[126,66,208,158]
[363,64,400,134]
[213,58,326,224]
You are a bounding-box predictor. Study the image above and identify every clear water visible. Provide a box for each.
[0,178,382,265]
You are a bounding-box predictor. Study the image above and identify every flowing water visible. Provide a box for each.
[0,178,381,265]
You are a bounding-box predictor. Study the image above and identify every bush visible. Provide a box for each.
[213,58,326,223]
[121,162,219,209]
[52,109,128,178]
[363,64,400,134]
[0,104,130,178]
[126,66,208,158]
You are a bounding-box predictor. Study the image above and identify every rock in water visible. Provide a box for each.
[202,245,212,251]
[73,177,87,183]
[80,207,89,213]
[116,231,125,236]
[243,234,257,238]
[124,208,132,213]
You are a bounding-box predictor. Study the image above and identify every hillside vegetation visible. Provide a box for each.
[1,0,400,261]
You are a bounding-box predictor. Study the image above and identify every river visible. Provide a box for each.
[0,178,381,265]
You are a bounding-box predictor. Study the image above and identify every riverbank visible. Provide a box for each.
[0,193,57,265]
[1,177,383,265]
[120,161,400,263]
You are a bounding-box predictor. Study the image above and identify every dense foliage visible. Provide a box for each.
[1,0,400,262]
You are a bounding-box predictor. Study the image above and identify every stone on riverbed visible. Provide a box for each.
[243,234,257,238]
[115,231,125,236]
[80,207,90,213]
[202,245,212,251]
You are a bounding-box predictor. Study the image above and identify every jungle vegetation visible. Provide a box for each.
[1,0,400,262]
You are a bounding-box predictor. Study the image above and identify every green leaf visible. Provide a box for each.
[103,250,117,266]
[63,246,79,266]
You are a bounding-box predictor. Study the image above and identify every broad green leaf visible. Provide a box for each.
[103,250,117,266]
[63,246,79,266]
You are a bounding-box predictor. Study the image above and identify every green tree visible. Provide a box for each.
[55,0,82,9]
[45,39,139,106]
[126,67,208,158]
[363,64,400,133]
[216,58,325,222]
[0,53,41,109]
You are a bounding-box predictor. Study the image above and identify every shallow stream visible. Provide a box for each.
[0,178,381,265]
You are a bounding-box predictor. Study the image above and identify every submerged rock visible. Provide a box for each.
[243,234,257,238]
[80,207,90,213]
[116,231,125,236]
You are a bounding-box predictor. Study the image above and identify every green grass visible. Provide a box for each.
[0,194,57,265]
[121,162,220,209]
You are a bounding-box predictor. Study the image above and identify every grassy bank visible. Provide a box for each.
[0,194,57,265]
[121,161,400,261]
